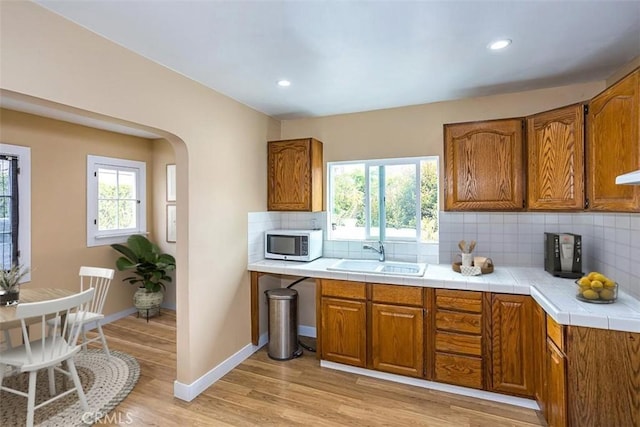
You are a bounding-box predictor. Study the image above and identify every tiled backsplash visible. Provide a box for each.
[439,212,640,299]
[249,211,640,298]
[247,211,439,265]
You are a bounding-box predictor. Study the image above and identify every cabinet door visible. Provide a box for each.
[533,303,547,414]
[566,326,640,427]
[444,119,524,210]
[371,303,424,378]
[268,138,323,211]
[527,104,585,210]
[321,298,366,367]
[546,338,567,427]
[490,294,535,397]
[587,69,640,212]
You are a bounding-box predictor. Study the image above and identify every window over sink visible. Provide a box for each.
[327,156,439,242]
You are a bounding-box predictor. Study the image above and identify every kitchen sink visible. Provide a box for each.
[327,259,427,277]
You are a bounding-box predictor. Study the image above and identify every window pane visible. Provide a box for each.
[330,163,365,239]
[118,170,137,199]
[421,160,439,242]
[385,164,417,239]
[0,159,10,269]
[97,167,138,232]
[118,200,137,229]
[98,200,118,231]
[327,156,439,244]
[98,169,117,199]
[368,166,380,239]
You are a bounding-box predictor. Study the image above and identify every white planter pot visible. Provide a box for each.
[133,288,163,318]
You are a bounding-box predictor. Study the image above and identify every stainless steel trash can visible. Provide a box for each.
[265,288,301,360]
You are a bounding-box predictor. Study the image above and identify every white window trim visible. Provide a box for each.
[87,155,146,247]
[0,143,31,282]
[327,156,439,243]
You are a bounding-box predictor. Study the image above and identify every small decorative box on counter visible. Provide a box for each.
[452,257,494,276]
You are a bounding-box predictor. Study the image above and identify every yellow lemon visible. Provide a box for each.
[578,277,591,287]
[604,279,616,289]
[593,273,607,283]
[590,280,604,291]
[588,271,599,281]
[582,289,600,300]
[599,289,616,301]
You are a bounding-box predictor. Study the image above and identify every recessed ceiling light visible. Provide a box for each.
[488,39,512,50]
[277,80,291,87]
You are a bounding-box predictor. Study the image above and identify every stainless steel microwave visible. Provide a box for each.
[264,229,323,262]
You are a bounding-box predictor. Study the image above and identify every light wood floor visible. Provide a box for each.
[90,309,546,426]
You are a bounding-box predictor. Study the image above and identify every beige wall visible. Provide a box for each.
[282,81,605,206]
[0,108,154,315]
[152,138,177,308]
[0,1,280,385]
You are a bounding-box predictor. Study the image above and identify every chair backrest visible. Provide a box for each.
[79,266,115,314]
[15,288,95,365]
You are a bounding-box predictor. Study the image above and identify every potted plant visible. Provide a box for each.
[111,234,176,318]
[0,264,29,306]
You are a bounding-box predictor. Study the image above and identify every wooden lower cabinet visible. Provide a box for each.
[489,294,535,397]
[316,280,640,427]
[566,326,640,427]
[546,337,567,427]
[532,302,547,414]
[433,289,485,390]
[434,353,483,390]
[320,297,366,367]
[370,303,424,377]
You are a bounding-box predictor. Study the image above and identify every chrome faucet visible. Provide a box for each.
[363,241,385,262]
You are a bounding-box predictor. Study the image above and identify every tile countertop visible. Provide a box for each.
[248,258,640,334]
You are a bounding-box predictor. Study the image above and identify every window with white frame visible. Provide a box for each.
[0,143,31,281]
[87,155,146,247]
[328,157,438,242]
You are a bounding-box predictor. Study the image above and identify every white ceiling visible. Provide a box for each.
[31,1,640,120]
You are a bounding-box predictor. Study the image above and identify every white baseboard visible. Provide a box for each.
[298,325,316,338]
[161,302,176,310]
[320,360,540,411]
[101,307,137,324]
[173,332,268,402]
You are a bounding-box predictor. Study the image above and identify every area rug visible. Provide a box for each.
[0,349,140,427]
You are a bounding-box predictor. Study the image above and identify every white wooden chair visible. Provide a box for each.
[48,266,115,357]
[0,288,95,427]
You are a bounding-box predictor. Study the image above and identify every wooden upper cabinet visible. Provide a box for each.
[267,138,323,211]
[527,104,585,210]
[587,69,640,212]
[444,119,525,210]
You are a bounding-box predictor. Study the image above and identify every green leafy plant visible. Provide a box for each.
[111,235,176,293]
[0,264,29,292]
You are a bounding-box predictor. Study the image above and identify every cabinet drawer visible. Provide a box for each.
[435,331,482,356]
[371,284,423,306]
[435,311,482,334]
[547,315,565,352]
[434,353,483,389]
[321,279,366,300]
[435,289,482,313]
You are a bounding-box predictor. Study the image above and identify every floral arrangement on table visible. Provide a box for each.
[0,264,29,305]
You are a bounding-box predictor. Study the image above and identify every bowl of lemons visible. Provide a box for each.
[575,272,618,304]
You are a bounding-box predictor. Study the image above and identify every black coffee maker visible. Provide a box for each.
[544,233,583,279]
